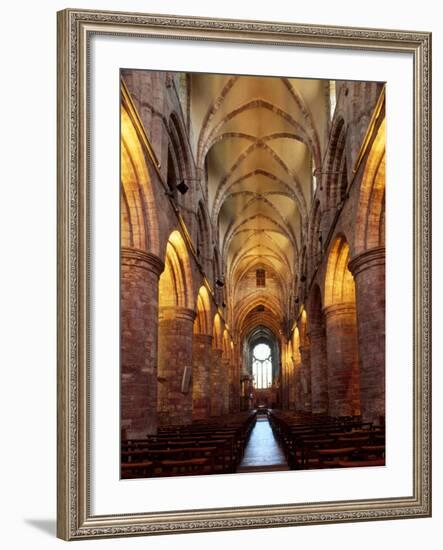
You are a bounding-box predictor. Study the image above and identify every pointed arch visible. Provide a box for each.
[121,104,159,255]
[324,235,356,307]
[299,308,308,346]
[212,246,223,303]
[166,111,195,207]
[158,230,194,310]
[308,200,323,273]
[194,285,212,335]
[354,118,386,254]
[323,117,348,210]
[323,235,360,416]
[212,313,223,350]
[196,200,212,274]
[196,75,240,166]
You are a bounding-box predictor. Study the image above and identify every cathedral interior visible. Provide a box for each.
[120,69,386,478]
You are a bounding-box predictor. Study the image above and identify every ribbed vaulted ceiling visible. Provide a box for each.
[189,73,331,338]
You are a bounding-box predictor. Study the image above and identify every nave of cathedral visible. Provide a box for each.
[120,69,386,478]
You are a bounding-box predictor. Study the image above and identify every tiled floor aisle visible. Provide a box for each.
[237,417,289,472]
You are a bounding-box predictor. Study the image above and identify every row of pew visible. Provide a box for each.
[268,410,385,470]
[121,411,257,479]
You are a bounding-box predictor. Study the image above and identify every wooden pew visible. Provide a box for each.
[121,410,257,478]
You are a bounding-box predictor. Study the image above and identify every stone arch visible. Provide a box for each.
[308,200,323,273]
[121,104,159,255]
[212,312,223,350]
[211,139,307,224]
[234,295,282,337]
[196,75,240,166]
[349,117,386,423]
[354,118,386,255]
[299,307,308,346]
[167,112,195,210]
[194,285,212,335]
[196,200,211,273]
[292,327,301,361]
[299,246,308,301]
[213,246,223,303]
[158,230,194,310]
[157,230,195,425]
[324,117,348,210]
[244,326,280,397]
[324,234,355,307]
[323,235,360,416]
[203,99,313,166]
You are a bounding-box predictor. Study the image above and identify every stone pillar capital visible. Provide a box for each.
[308,327,326,339]
[194,333,213,345]
[348,246,385,278]
[159,306,196,322]
[121,247,165,276]
[323,301,356,319]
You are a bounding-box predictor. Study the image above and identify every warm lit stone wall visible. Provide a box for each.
[120,249,164,438]
[157,307,196,425]
[210,348,223,416]
[349,248,386,423]
[120,71,386,433]
[192,334,213,420]
[324,303,361,416]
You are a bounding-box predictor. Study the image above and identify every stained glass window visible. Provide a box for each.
[252,343,272,389]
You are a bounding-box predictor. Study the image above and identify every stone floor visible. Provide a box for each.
[237,417,289,472]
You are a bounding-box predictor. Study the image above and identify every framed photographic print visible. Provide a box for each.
[57,8,431,540]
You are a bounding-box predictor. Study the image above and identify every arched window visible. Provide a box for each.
[252,343,273,389]
[256,268,266,287]
[167,148,178,200]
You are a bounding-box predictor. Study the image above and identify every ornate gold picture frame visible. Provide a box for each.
[57,8,431,540]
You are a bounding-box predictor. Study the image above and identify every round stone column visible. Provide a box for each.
[309,327,329,414]
[288,359,296,410]
[158,306,196,426]
[192,333,213,420]
[349,247,385,424]
[324,303,361,417]
[210,347,223,416]
[294,366,303,412]
[120,247,164,439]
[229,360,239,413]
[220,358,230,415]
[299,345,312,412]
[281,364,289,409]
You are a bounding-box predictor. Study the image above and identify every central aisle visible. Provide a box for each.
[237,417,289,472]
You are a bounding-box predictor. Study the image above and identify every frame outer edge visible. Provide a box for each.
[57,8,72,541]
[57,8,432,539]
[428,32,432,518]
[422,31,432,516]
[414,32,431,517]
